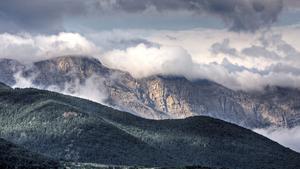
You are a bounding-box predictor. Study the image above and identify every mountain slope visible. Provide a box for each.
[0,137,60,169]
[1,56,300,128]
[0,83,300,169]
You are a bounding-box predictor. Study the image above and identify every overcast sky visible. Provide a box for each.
[0,0,299,33]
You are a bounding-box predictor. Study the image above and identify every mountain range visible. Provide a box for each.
[0,82,300,169]
[0,56,299,129]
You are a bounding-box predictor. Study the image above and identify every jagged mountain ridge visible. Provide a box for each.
[0,83,300,169]
[1,56,300,128]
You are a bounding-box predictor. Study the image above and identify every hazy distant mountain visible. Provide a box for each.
[1,56,300,128]
[0,82,300,169]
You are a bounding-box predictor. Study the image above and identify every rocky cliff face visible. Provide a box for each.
[1,56,300,128]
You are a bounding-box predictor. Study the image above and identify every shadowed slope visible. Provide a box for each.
[0,138,60,169]
[0,85,299,169]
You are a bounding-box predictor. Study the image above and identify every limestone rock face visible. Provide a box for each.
[1,55,300,128]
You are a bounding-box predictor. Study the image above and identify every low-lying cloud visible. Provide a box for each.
[2,26,300,91]
[13,72,108,104]
[102,44,194,78]
[100,28,300,91]
[0,32,100,63]
[254,126,300,153]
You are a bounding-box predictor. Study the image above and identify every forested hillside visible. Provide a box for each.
[0,82,299,169]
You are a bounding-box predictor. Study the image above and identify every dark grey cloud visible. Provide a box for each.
[0,0,285,33]
[221,58,261,74]
[220,57,300,77]
[211,39,238,56]
[284,0,300,8]
[267,63,300,75]
[268,35,300,59]
[242,46,281,59]
[0,0,87,33]
[258,33,300,60]
[102,0,284,32]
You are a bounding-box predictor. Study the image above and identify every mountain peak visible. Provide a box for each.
[34,55,105,72]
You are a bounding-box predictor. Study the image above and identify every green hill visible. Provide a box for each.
[0,137,60,169]
[0,82,299,169]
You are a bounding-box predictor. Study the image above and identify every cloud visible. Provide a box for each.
[2,26,300,91]
[266,63,300,76]
[101,44,194,78]
[0,0,285,33]
[0,0,87,33]
[211,39,238,56]
[13,72,108,104]
[0,0,129,33]
[242,45,281,59]
[95,0,284,32]
[0,32,100,62]
[13,72,35,89]
[254,126,300,153]
[48,75,108,104]
[99,27,300,91]
[284,0,300,9]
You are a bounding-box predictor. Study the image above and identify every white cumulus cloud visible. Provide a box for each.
[101,44,194,78]
[0,32,100,63]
